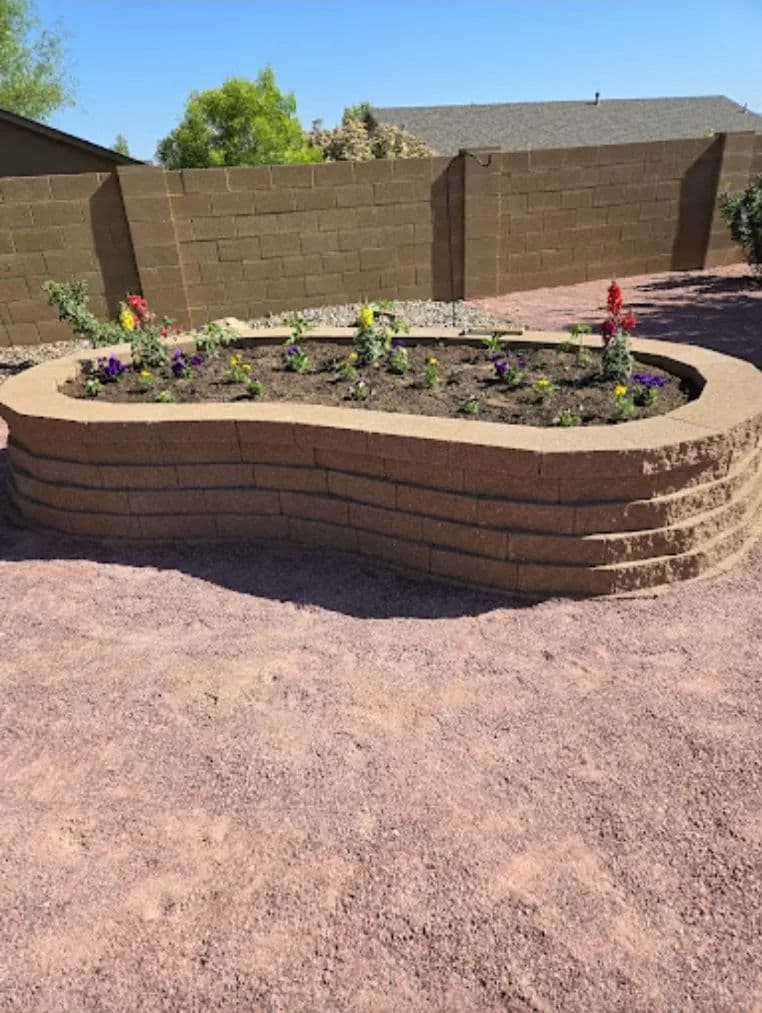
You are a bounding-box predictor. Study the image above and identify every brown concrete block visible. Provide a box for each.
[313,162,355,187]
[254,190,296,214]
[267,276,306,300]
[191,216,235,240]
[0,176,53,202]
[477,498,576,535]
[226,166,272,190]
[280,254,322,277]
[260,233,301,259]
[203,488,280,514]
[396,485,476,523]
[218,238,261,262]
[240,259,283,283]
[117,167,168,198]
[99,463,178,489]
[356,529,431,573]
[12,227,64,253]
[182,169,228,193]
[320,251,360,273]
[128,489,206,514]
[327,471,396,509]
[288,516,359,552]
[254,464,327,493]
[0,203,33,229]
[507,530,607,566]
[517,561,615,596]
[281,491,348,524]
[313,449,385,477]
[0,277,30,301]
[174,463,254,487]
[304,272,342,296]
[430,548,518,590]
[301,231,339,255]
[138,514,217,539]
[423,516,507,559]
[383,457,463,491]
[349,502,424,541]
[214,513,289,539]
[527,191,561,211]
[171,193,212,217]
[294,188,337,212]
[353,161,393,183]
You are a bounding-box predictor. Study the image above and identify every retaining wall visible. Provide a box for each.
[1,330,760,597]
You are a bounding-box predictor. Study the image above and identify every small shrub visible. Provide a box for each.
[337,351,359,381]
[492,355,524,386]
[424,356,440,388]
[283,343,310,373]
[533,377,557,400]
[194,321,235,359]
[553,409,582,427]
[137,369,155,391]
[612,384,636,420]
[483,333,504,357]
[631,373,667,407]
[459,397,480,415]
[354,300,408,365]
[388,341,409,374]
[84,377,103,398]
[156,390,175,403]
[719,173,762,277]
[349,379,370,401]
[246,378,264,398]
[229,353,252,382]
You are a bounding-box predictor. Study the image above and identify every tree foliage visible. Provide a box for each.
[720,174,762,277]
[309,106,434,162]
[155,68,321,169]
[0,0,73,120]
[112,133,130,156]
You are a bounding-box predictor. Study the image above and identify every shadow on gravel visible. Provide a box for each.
[0,447,528,620]
[627,271,762,367]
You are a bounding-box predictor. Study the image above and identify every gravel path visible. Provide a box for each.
[1,267,761,1009]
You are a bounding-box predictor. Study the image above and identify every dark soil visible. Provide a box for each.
[62,340,696,427]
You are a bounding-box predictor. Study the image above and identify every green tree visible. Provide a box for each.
[155,68,322,169]
[0,0,73,121]
[112,133,130,156]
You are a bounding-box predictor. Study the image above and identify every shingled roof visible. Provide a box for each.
[368,95,762,155]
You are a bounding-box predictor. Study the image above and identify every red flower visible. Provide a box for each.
[160,326,168,337]
[607,280,623,316]
[601,318,616,344]
[621,312,637,332]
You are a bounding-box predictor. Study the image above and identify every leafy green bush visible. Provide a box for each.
[720,174,762,277]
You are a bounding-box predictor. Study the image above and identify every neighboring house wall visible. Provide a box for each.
[0,131,756,347]
[0,119,130,177]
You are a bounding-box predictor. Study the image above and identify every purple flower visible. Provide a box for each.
[490,352,506,362]
[631,373,667,388]
[190,355,204,367]
[286,344,300,356]
[494,359,508,378]
[392,338,405,349]
[97,355,126,381]
[518,359,528,370]
[171,349,189,378]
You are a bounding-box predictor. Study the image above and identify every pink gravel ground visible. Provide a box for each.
[1,265,761,1010]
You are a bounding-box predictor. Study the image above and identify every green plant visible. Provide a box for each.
[283,343,310,373]
[483,333,504,356]
[354,301,409,365]
[228,352,252,383]
[112,133,130,155]
[388,342,409,374]
[335,350,358,381]
[601,281,635,383]
[424,356,440,388]
[553,409,582,427]
[137,369,155,391]
[612,384,636,420]
[245,378,264,398]
[285,314,313,341]
[43,280,171,368]
[194,320,235,359]
[84,377,103,398]
[156,69,322,168]
[555,341,575,354]
[0,0,74,121]
[349,379,369,401]
[156,390,175,403]
[719,174,762,277]
[569,323,592,338]
[458,397,480,416]
[533,377,557,400]
[577,347,594,369]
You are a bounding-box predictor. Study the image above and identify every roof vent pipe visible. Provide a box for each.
[594,91,600,105]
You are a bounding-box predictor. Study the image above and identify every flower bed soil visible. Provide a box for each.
[61,341,695,427]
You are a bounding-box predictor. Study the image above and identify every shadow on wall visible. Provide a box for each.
[0,445,530,620]
[671,136,723,271]
[431,158,463,301]
[89,174,141,316]
[629,270,762,367]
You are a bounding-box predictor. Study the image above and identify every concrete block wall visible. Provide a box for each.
[1,131,756,347]
[0,172,139,345]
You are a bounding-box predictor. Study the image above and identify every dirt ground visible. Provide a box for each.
[1,265,761,1011]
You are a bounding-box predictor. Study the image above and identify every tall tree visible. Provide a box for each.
[112,133,130,156]
[156,68,322,169]
[0,0,74,121]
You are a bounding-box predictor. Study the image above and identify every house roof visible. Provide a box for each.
[369,95,762,155]
[0,106,144,165]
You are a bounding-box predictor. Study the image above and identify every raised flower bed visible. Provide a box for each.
[2,323,760,597]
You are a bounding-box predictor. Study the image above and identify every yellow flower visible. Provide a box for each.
[537,377,551,388]
[613,384,628,397]
[119,308,136,332]
[347,351,358,363]
[242,363,251,373]
[139,370,151,379]
[230,354,240,366]
[428,357,438,366]
[359,305,374,329]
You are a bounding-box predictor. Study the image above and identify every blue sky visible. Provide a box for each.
[36,0,762,161]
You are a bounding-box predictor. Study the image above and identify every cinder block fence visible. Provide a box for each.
[1,130,760,347]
